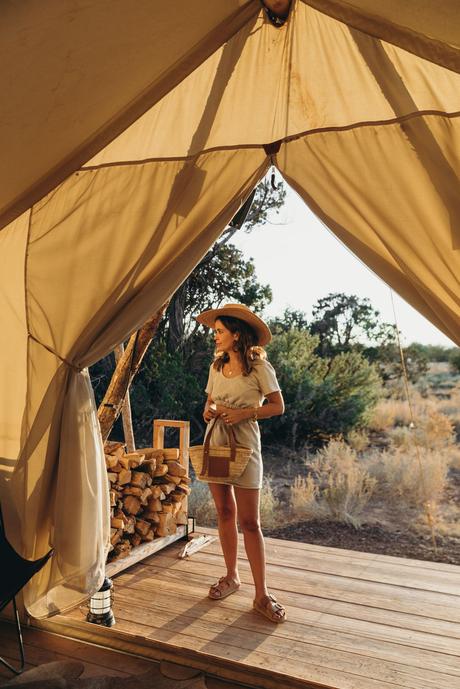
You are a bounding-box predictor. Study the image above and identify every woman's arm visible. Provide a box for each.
[203,394,220,423]
[218,390,285,425]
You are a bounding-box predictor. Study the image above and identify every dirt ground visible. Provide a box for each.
[265,519,460,565]
[262,448,460,566]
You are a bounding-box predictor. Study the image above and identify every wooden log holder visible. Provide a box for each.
[105,419,191,578]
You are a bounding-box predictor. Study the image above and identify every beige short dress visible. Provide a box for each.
[204,358,281,489]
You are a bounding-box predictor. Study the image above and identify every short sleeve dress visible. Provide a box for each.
[204,358,281,489]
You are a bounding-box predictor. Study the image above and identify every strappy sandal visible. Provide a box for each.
[253,593,286,623]
[208,576,240,600]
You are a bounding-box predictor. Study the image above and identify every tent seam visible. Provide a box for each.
[300,0,460,74]
[79,108,460,171]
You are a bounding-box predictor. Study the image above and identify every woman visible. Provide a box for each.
[195,303,286,623]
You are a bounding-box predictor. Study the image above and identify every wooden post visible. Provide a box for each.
[114,343,135,452]
[153,420,190,515]
[97,302,168,443]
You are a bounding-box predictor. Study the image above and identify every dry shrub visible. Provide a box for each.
[436,385,460,440]
[347,429,369,452]
[188,480,216,526]
[367,446,450,510]
[368,400,396,430]
[447,445,460,470]
[290,475,319,520]
[307,439,377,528]
[387,426,413,449]
[417,410,455,448]
[259,477,280,529]
[368,394,438,432]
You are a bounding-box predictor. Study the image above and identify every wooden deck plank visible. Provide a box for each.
[199,533,460,594]
[35,614,415,689]
[121,560,460,640]
[138,550,460,622]
[106,585,460,678]
[0,623,157,677]
[53,607,456,689]
[110,574,460,657]
[32,533,460,689]
[234,530,460,574]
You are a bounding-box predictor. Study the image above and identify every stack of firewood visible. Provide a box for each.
[104,441,191,561]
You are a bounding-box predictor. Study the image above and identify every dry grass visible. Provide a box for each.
[188,480,216,526]
[368,395,436,431]
[366,445,450,510]
[188,477,282,530]
[259,477,280,529]
[291,440,377,528]
[290,475,319,520]
[346,429,369,452]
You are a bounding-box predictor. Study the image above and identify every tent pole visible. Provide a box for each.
[97,302,169,444]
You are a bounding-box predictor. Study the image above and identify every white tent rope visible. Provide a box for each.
[389,288,438,554]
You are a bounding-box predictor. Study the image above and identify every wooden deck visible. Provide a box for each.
[0,619,243,688]
[33,528,460,689]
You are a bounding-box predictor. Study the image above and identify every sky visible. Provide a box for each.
[232,181,455,348]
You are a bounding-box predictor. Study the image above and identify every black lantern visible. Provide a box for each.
[87,577,115,627]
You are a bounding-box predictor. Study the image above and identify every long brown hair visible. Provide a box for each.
[213,315,266,375]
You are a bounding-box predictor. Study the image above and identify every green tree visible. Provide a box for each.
[310,293,395,358]
[449,347,460,373]
[265,328,381,449]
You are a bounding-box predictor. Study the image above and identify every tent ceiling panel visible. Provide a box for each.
[303,0,460,73]
[278,117,460,344]
[0,0,258,230]
[88,2,460,165]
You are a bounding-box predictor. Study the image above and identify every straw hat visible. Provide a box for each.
[195,303,272,346]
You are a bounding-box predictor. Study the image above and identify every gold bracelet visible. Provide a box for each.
[251,408,258,422]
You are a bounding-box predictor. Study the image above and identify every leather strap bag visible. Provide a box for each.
[189,418,252,483]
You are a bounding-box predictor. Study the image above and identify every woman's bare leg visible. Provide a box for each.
[234,487,284,620]
[234,487,267,598]
[208,483,240,590]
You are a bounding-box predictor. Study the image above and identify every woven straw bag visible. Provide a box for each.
[189,418,252,483]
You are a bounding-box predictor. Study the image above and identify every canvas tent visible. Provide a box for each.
[0,0,459,618]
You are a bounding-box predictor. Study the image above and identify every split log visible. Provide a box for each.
[137,459,157,475]
[143,512,160,524]
[170,491,186,503]
[131,471,148,489]
[105,454,119,469]
[150,485,165,500]
[166,461,186,477]
[138,448,164,461]
[147,497,162,512]
[140,487,153,505]
[176,511,188,526]
[119,453,144,470]
[162,448,180,460]
[123,495,141,515]
[131,533,142,548]
[135,519,151,537]
[118,468,132,485]
[153,464,168,477]
[123,486,143,497]
[105,441,125,455]
[165,473,182,485]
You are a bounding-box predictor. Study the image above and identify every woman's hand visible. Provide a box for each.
[203,401,219,423]
[219,406,252,426]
